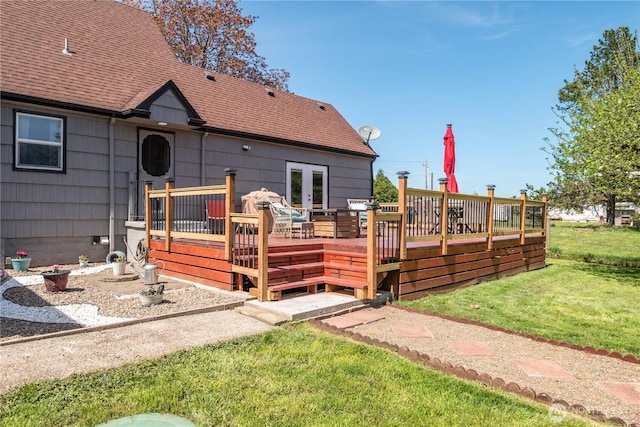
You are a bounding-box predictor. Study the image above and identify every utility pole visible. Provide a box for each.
[423,159,433,189]
[424,159,428,189]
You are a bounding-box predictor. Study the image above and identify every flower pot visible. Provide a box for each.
[139,293,163,306]
[79,260,89,268]
[42,270,71,292]
[11,258,31,272]
[112,262,126,276]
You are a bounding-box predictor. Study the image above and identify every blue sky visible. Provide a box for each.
[242,1,639,197]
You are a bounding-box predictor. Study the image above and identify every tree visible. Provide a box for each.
[558,27,639,112]
[123,0,290,91]
[544,27,640,224]
[523,183,547,202]
[373,170,398,203]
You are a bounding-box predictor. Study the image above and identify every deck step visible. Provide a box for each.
[269,275,366,292]
[270,262,325,272]
[323,249,367,258]
[268,262,366,274]
[267,249,325,259]
[269,277,326,292]
[324,263,367,273]
[322,276,367,289]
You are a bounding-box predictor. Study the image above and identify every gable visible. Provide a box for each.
[123,80,206,127]
[0,0,376,158]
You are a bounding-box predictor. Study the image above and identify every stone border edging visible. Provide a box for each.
[390,303,640,365]
[308,317,638,427]
[0,301,245,347]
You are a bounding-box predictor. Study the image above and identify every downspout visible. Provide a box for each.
[370,157,375,200]
[201,132,208,185]
[109,117,116,253]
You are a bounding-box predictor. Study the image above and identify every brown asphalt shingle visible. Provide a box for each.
[1,0,376,157]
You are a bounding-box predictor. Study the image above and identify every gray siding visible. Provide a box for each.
[1,99,372,266]
[149,89,190,126]
[202,134,372,210]
[1,102,135,265]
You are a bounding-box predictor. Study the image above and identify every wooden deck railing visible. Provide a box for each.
[391,172,547,255]
[144,170,546,301]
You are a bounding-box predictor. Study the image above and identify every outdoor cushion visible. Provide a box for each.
[350,203,367,211]
[272,202,306,222]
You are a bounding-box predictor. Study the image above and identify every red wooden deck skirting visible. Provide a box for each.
[149,234,546,299]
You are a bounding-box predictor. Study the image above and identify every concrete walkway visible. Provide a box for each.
[0,310,275,394]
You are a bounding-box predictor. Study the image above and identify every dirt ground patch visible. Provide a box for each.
[1,263,245,342]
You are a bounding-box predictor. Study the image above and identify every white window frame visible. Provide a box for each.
[14,111,65,172]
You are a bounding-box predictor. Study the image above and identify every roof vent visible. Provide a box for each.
[265,87,275,97]
[316,102,326,111]
[62,38,72,56]
[204,70,215,81]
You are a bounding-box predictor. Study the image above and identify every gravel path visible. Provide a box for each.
[0,263,245,342]
[317,306,640,425]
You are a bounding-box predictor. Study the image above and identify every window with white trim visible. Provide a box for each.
[15,111,65,172]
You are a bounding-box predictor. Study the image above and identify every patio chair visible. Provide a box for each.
[268,197,309,238]
[206,198,225,234]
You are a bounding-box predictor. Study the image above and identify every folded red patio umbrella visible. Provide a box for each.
[443,124,459,193]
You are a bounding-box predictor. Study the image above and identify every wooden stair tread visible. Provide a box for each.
[268,262,366,274]
[268,277,326,291]
[269,262,325,272]
[324,263,367,272]
[323,249,367,258]
[269,275,366,291]
[267,249,325,259]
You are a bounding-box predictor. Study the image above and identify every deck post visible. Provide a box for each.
[397,171,409,260]
[439,178,449,255]
[519,189,527,245]
[224,168,237,261]
[256,201,270,302]
[144,181,153,252]
[486,185,495,250]
[542,193,549,250]
[165,178,175,252]
[366,202,379,300]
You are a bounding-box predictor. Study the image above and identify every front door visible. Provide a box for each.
[286,162,327,210]
[139,129,174,187]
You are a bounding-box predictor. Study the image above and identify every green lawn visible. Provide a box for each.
[0,324,588,427]
[547,221,640,267]
[399,222,640,356]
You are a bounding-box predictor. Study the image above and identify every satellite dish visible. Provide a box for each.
[358,125,381,144]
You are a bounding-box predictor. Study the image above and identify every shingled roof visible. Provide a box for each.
[0,0,376,158]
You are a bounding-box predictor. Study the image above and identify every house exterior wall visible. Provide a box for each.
[1,101,126,266]
[1,100,373,267]
[202,134,372,210]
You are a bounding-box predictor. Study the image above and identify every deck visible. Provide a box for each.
[148,231,545,301]
[141,171,547,302]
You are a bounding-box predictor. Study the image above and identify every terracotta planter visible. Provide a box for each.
[11,258,31,272]
[42,270,71,292]
[139,293,163,306]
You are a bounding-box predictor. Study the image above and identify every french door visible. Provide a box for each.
[286,162,327,210]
